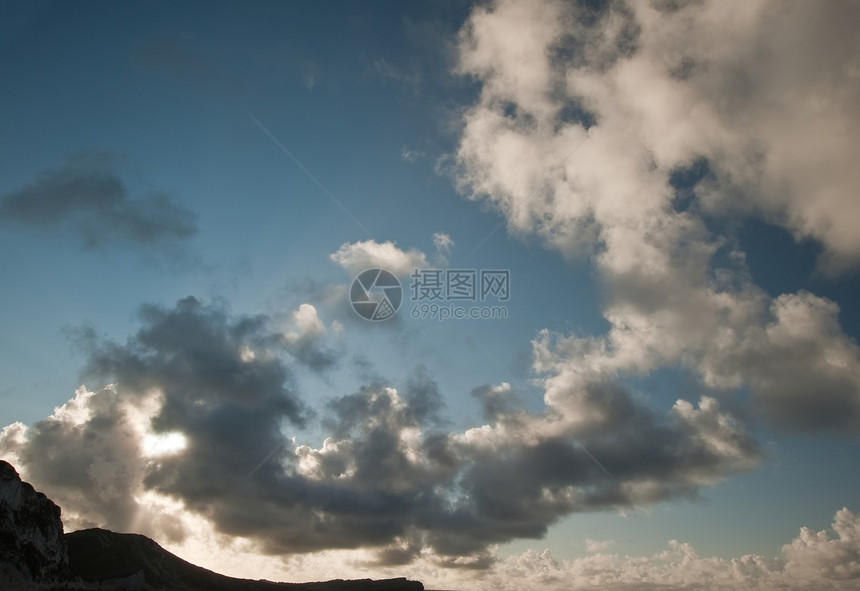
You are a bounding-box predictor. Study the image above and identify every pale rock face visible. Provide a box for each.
[0,460,70,584]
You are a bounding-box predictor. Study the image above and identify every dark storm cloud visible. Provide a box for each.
[471,382,522,421]
[419,379,762,558]
[399,365,447,427]
[0,297,315,536]
[0,151,197,250]
[143,352,758,562]
[277,327,339,372]
[86,296,311,431]
[144,378,454,555]
[1,297,761,567]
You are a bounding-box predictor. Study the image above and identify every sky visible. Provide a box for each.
[1,1,860,589]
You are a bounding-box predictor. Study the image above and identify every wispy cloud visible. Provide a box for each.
[432,232,454,266]
[368,58,422,96]
[400,146,426,163]
[0,151,197,254]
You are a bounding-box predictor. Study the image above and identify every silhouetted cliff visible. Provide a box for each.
[0,460,70,586]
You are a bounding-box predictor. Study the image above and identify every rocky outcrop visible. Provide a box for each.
[67,528,424,591]
[0,459,70,585]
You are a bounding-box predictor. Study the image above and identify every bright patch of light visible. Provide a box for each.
[240,346,256,362]
[143,432,188,457]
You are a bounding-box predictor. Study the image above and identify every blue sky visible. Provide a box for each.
[2,1,860,589]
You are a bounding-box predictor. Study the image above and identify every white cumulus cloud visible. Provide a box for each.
[330,239,429,275]
[454,0,860,434]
